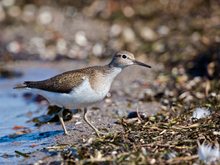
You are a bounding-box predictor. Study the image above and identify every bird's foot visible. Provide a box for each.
[95,130,108,137]
[63,130,70,135]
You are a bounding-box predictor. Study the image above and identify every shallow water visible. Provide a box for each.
[0,65,61,163]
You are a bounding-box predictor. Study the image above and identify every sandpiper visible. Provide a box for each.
[14,51,151,136]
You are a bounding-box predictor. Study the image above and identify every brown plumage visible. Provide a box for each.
[14,66,112,93]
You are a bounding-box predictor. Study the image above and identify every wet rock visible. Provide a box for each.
[62,148,78,160]
[33,106,75,125]
[127,111,147,120]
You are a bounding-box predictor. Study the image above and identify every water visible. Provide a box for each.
[0,65,63,163]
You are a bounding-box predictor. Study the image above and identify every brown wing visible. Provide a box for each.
[23,70,88,93]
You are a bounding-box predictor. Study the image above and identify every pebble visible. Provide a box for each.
[127,111,147,119]
[56,38,67,55]
[92,43,104,56]
[8,6,21,18]
[192,108,210,119]
[110,24,122,37]
[152,41,165,53]
[157,25,170,36]
[22,4,36,22]
[38,7,53,25]
[122,27,136,43]
[122,6,135,17]
[140,27,157,41]
[75,31,88,46]
[0,5,6,21]
[75,121,82,125]
[2,0,15,7]
[111,151,117,156]
[7,41,21,53]
[191,32,201,42]
[114,109,127,118]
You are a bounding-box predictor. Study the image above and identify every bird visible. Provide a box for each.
[14,51,151,136]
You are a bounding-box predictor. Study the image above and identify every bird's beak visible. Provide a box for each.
[133,60,151,68]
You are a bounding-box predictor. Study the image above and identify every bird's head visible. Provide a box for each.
[110,50,151,69]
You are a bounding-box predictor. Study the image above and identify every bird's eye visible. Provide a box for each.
[122,55,127,59]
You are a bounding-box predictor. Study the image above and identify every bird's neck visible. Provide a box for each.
[105,64,122,80]
[90,65,122,93]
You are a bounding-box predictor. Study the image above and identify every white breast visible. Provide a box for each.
[26,67,122,109]
[28,77,109,109]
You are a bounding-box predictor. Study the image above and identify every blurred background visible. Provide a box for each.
[1,0,220,163]
[0,0,219,63]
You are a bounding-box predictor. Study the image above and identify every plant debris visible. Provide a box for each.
[37,102,220,164]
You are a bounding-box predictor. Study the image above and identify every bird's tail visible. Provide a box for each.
[13,81,31,89]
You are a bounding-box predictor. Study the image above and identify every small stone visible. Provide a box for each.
[149,116,156,122]
[191,32,201,42]
[141,147,147,155]
[140,139,145,143]
[7,41,21,53]
[150,158,156,164]
[75,121,82,125]
[127,111,147,119]
[22,4,37,23]
[8,6,21,18]
[111,151,117,155]
[122,6,135,17]
[75,31,88,46]
[140,27,157,41]
[210,92,217,97]
[38,7,53,25]
[42,45,56,60]
[122,27,135,43]
[2,0,15,7]
[105,98,112,104]
[110,24,122,37]
[192,108,210,119]
[56,38,67,55]
[152,41,165,53]
[92,43,104,56]
[29,37,46,57]
[161,99,169,106]
[158,25,170,36]
[0,5,6,21]
[115,109,127,118]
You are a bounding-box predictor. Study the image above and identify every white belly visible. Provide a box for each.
[29,78,109,109]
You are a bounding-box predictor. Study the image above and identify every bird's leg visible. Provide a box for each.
[58,107,69,135]
[83,108,106,137]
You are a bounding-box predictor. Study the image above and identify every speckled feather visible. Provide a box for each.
[23,66,112,93]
